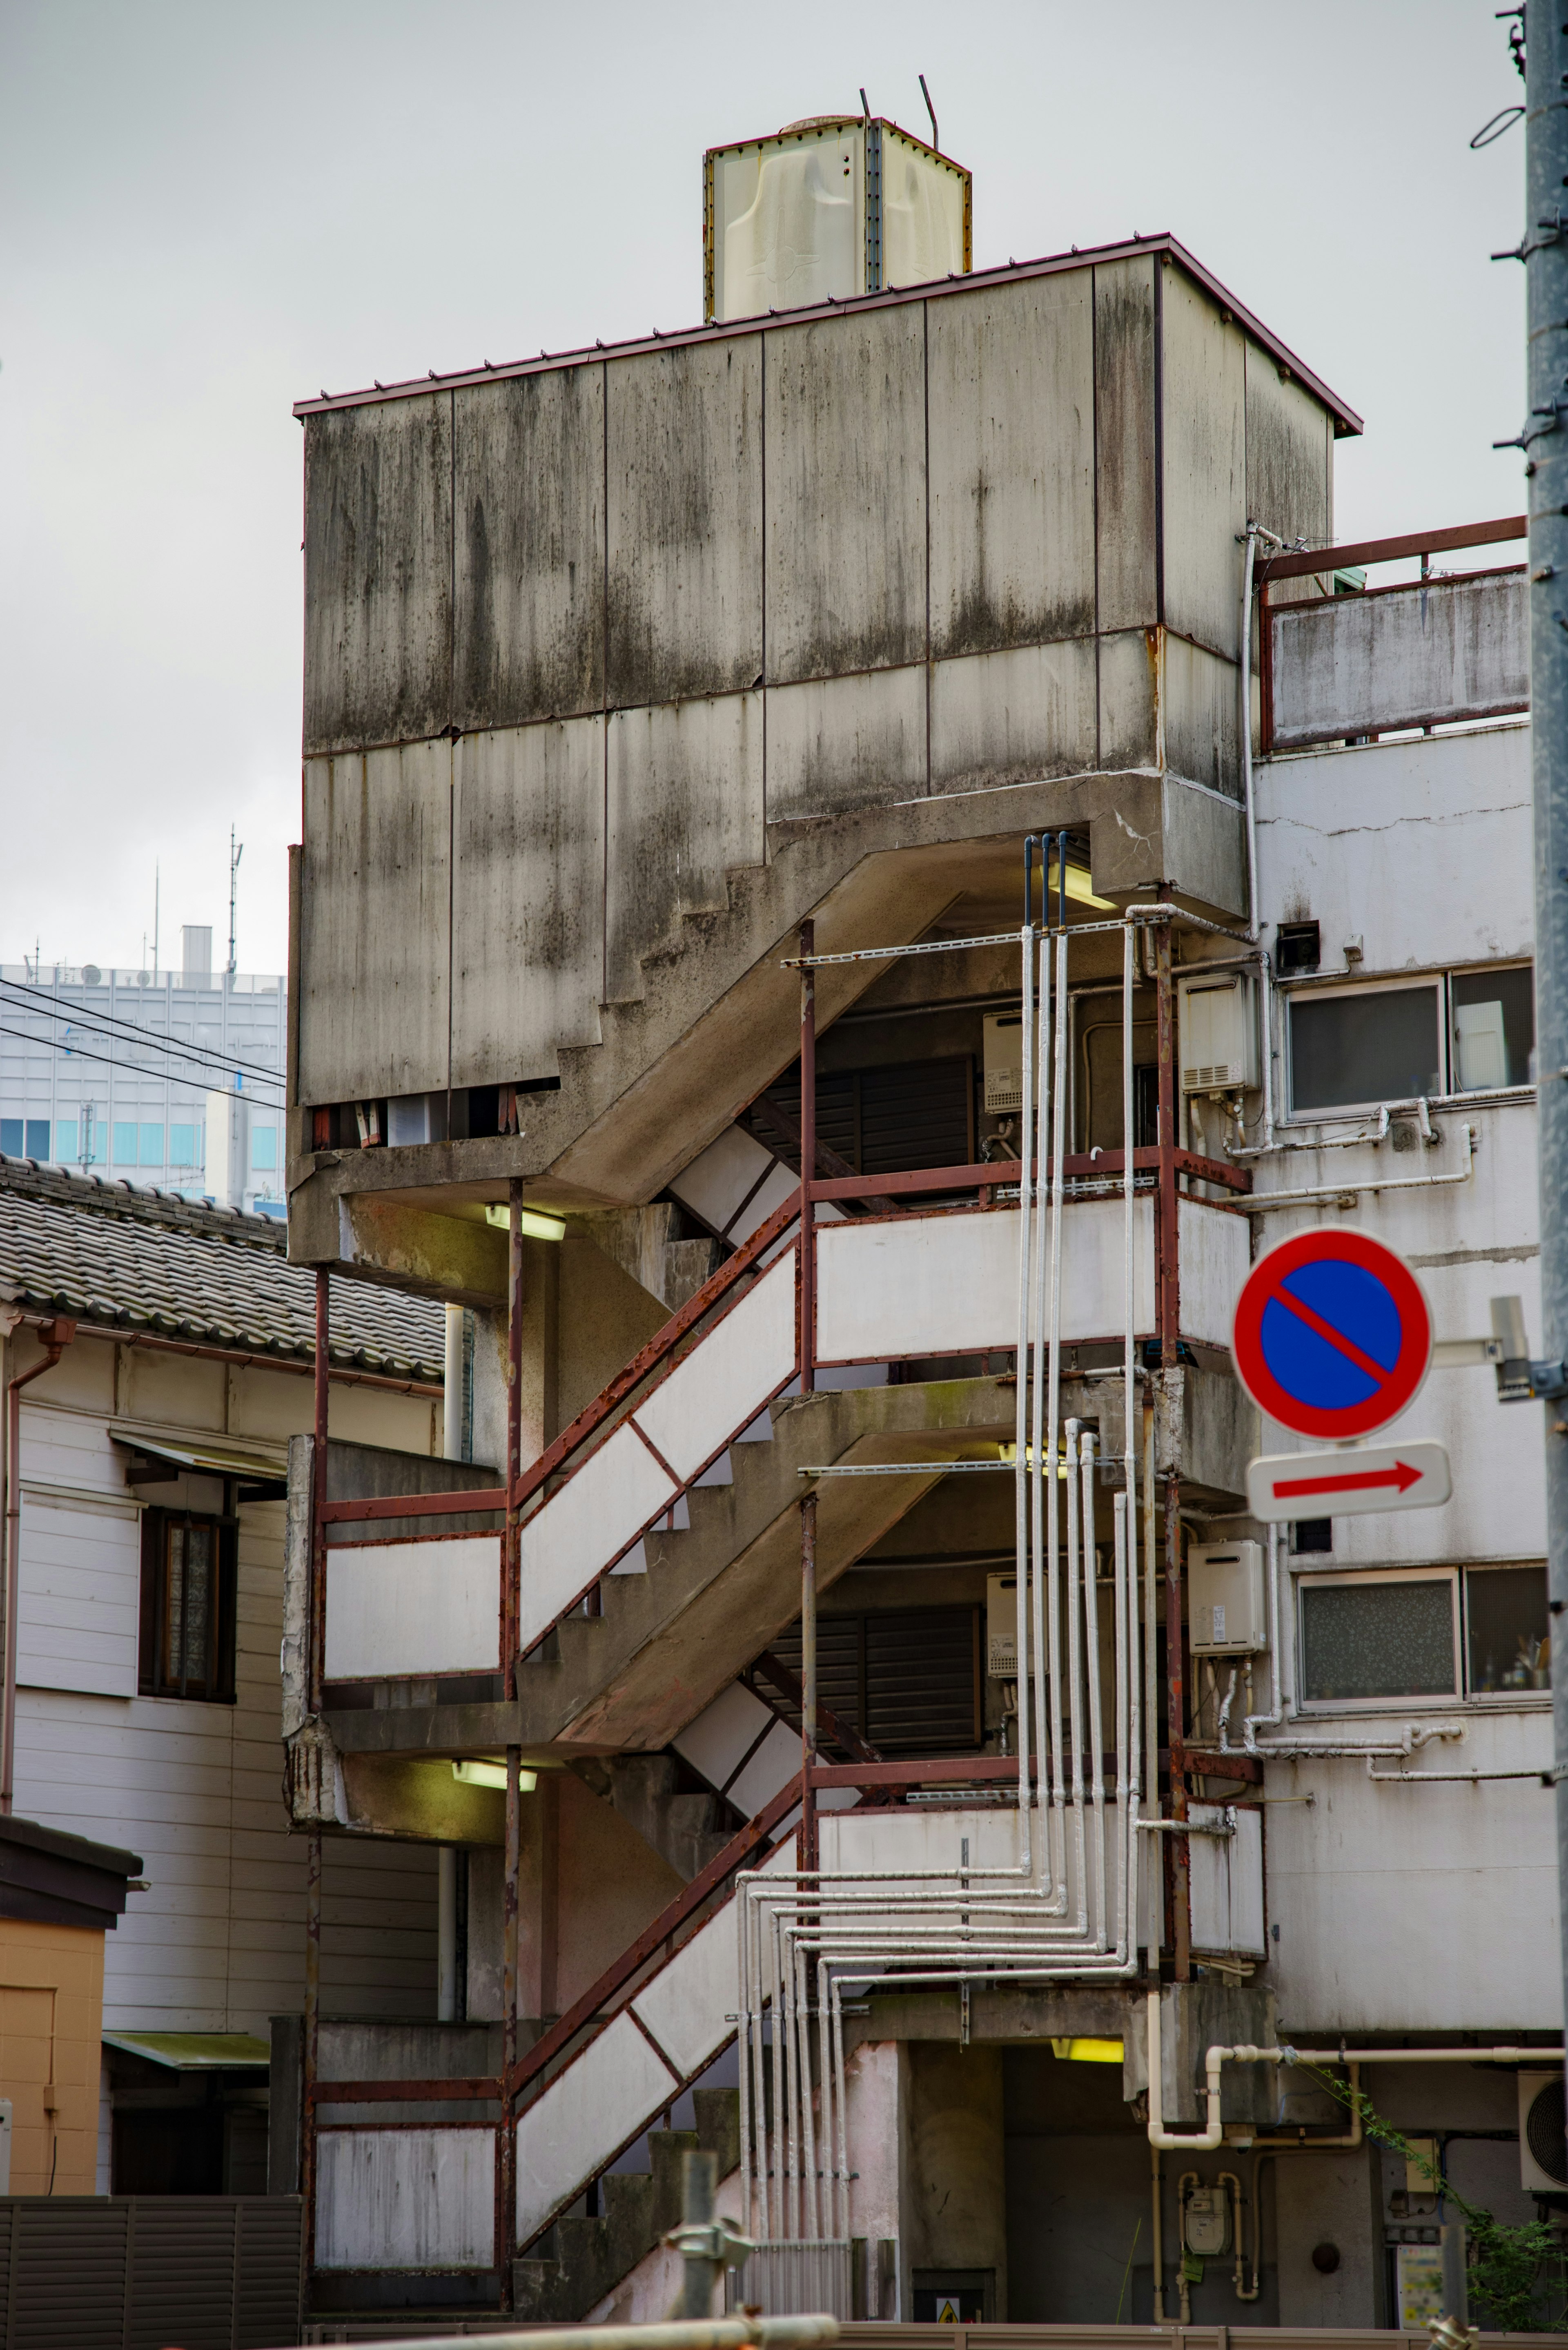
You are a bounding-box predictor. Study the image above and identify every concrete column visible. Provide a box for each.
[902,2041,1009,2319]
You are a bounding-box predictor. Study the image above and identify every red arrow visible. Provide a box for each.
[1272,1460,1425,1500]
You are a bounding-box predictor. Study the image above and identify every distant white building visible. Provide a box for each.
[0,926,286,1217]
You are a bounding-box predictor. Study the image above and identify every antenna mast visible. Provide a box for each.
[227,828,244,979]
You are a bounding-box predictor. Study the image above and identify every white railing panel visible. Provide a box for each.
[726,1719,801,1819]
[635,1249,797,1482]
[1176,1198,1252,1348]
[673,1679,775,1791]
[815,1199,1155,1362]
[514,2009,678,2243]
[630,1900,741,2081]
[323,1536,501,1681]
[316,2125,496,2269]
[517,1422,677,1652]
[1269,571,1527,747]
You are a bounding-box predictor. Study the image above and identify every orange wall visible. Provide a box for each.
[0,1918,105,2194]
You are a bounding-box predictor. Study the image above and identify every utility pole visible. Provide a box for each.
[1522,5,1568,2074]
[227,828,243,980]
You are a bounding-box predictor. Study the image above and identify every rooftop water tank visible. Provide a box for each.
[704,113,971,322]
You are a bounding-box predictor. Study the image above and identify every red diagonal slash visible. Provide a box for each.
[1272,1460,1423,1498]
[1264,1275,1394,1388]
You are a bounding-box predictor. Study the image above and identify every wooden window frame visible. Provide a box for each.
[138,1507,238,1703]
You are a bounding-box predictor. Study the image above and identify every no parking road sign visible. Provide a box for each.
[1232,1227,1434,1441]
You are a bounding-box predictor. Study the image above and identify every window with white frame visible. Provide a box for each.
[1296,1561,1548,1706]
[1286,963,1533,1117]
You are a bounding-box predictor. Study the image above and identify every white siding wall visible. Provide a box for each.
[9,1336,441,2035]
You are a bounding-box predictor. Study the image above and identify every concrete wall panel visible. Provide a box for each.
[1160,267,1246,660]
[1093,258,1158,634]
[766,665,926,820]
[1265,1709,1558,2031]
[323,1536,500,1681]
[1256,725,1532,973]
[606,340,763,706]
[927,277,1095,657]
[1162,633,1240,799]
[303,397,454,752]
[606,694,763,1003]
[764,308,927,683]
[304,397,454,756]
[1097,629,1160,774]
[930,640,1098,796]
[1245,350,1333,612]
[450,719,606,1090]
[299,745,452,1104]
[815,1199,1157,1362]
[452,368,605,731]
[316,2125,495,2268]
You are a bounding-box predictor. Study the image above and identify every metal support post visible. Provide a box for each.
[499,1741,521,2304]
[506,1178,523,1700]
[1164,1474,1189,1980]
[311,1270,329,1714]
[303,1826,321,2271]
[800,920,815,1394]
[1524,1,1568,2094]
[800,1493,818,1874]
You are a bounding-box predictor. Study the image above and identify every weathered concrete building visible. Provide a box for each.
[276,119,1556,2334]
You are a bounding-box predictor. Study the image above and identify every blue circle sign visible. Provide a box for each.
[1231,1226,1433,1440]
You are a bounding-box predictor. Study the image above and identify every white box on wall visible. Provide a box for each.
[1189,1541,1266,1654]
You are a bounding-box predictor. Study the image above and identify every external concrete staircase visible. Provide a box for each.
[518,1371,1015,1753]
[512,2087,741,2323]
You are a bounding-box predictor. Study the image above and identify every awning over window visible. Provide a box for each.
[109,1427,287,1501]
[102,2031,270,2070]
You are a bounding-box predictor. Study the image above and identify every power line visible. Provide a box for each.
[0,977,283,1087]
[0,1023,285,1102]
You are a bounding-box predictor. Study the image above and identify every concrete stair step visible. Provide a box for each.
[511,2093,742,2323]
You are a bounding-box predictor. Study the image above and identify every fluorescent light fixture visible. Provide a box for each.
[1062,863,1118,912]
[1051,2036,1124,2064]
[999,1444,1071,1477]
[484,1204,566,1242]
[452,1759,538,1793]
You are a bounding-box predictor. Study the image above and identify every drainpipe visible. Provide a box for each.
[2,1316,76,1815]
[1238,521,1283,1153]
[1521,0,1568,2106]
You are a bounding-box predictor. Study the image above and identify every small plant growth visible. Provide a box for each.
[1300,2063,1566,2334]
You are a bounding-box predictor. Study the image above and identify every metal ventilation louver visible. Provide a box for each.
[1519,2072,1568,2192]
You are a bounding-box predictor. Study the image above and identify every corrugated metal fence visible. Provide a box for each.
[0,2194,303,2350]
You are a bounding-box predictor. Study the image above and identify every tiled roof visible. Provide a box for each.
[0,1157,443,1382]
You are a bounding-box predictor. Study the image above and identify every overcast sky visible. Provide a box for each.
[0,0,1530,978]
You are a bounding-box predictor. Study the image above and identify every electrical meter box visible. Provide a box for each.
[986,1572,1020,1677]
[1177,970,1259,1094]
[982,1014,1025,1115]
[1188,1541,1267,1655]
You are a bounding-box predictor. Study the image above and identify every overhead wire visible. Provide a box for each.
[0,976,283,1087]
[0,1022,285,1104]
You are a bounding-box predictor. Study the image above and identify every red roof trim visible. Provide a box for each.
[292,232,1362,436]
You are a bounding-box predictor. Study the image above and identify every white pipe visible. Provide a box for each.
[1245,1125,1476,1212]
[1145,1989,1287,2149]
[1242,1526,1283,1752]
[1149,2140,1165,2322]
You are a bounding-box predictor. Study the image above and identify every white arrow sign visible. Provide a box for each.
[1245,1439,1452,1523]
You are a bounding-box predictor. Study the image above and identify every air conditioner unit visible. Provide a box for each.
[1188,1541,1267,1655]
[1519,2070,1568,2193]
[1178,970,1259,1095]
[983,1015,1025,1115]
